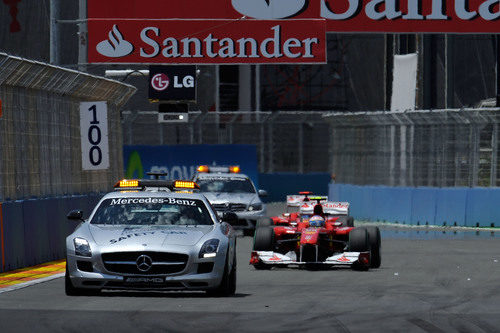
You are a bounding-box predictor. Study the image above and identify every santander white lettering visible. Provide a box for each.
[320,0,499,21]
[138,25,319,60]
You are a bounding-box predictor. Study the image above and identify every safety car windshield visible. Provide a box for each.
[197,177,255,194]
[90,198,214,226]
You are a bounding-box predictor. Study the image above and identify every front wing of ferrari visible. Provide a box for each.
[250,251,370,267]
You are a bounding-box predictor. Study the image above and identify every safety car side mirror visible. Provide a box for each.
[258,189,268,197]
[67,210,84,221]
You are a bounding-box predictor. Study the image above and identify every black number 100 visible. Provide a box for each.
[88,105,102,166]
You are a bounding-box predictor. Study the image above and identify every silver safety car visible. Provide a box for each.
[193,165,267,235]
[65,179,237,296]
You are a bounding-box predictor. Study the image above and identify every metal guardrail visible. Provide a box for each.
[0,53,136,200]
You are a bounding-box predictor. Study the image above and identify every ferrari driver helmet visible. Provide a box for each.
[309,215,325,227]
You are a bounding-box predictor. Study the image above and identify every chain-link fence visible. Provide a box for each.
[326,108,500,187]
[0,53,136,200]
[123,108,500,188]
[122,111,332,173]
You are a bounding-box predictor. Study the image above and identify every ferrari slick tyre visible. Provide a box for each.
[252,227,274,270]
[366,226,382,268]
[253,227,274,251]
[348,228,369,252]
[207,252,236,297]
[349,228,370,271]
[256,217,273,229]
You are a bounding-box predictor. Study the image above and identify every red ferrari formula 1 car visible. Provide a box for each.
[250,200,381,270]
[256,193,354,229]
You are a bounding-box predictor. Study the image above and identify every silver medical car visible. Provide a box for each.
[192,165,267,235]
[65,179,237,296]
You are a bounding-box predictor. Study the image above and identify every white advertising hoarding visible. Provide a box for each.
[80,101,110,170]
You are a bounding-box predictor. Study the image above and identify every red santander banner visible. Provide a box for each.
[88,19,326,64]
[88,0,500,33]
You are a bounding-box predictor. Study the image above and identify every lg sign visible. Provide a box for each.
[151,73,194,92]
[148,66,197,101]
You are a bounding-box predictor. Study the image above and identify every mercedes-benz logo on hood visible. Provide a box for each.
[136,254,153,272]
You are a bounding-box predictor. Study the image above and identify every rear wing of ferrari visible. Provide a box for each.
[299,201,350,215]
[286,192,327,207]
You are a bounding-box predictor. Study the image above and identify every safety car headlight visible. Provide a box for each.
[199,239,220,258]
[248,203,262,211]
[74,237,92,257]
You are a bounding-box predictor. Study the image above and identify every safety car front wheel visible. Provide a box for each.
[65,263,99,296]
[207,252,236,297]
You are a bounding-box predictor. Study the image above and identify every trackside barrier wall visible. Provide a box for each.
[329,183,500,227]
[259,173,331,203]
[0,194,102,272]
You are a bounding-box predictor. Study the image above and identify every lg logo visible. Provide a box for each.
[151,73,194,92]
[231,0,308,19]
[151,73,169,91]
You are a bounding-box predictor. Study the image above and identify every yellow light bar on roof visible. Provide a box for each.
[175,180,196,189]
[118,179,139,188]
[197,165,209,173]
[229,166,240,173]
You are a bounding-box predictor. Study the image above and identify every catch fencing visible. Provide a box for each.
[0,52,136,200]
[123,108,500,188]
[122,111,332,174]
[326,108,500,187]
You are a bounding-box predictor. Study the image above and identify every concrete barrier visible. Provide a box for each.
[1,201,25,271]
[0,193,103,273]
[329,183,500,227]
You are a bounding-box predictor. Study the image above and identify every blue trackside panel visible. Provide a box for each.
[465,188,500,227]
[123,144,259,187]
[410,187,438,225]
[328,183,341,202]
[45,197,66,260]
[22,199,50,266]
[435,188,467,226]
[1,201,25,271]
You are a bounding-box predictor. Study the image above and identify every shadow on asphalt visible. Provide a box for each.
[84,291,251,298]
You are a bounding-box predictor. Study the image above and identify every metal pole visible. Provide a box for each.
[78,0,87,72]
[255,64,261,115]
[389,125,395,186]
[497,36,500,107]
[400,125,407,186]
[260,122,265,172]
[491,122,498,186]
[298,124,304,173]
[49,0,60,65]
[268,121,274,173]
[409,125,414,186]
[215,65,220,111]
[471,126,480,187]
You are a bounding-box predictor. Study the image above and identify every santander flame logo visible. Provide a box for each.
[96,25,133,58]
[231,0,308,19]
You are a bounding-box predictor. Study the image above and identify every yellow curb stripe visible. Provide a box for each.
[0,260,66,288]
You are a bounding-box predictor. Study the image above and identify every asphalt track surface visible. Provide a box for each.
[1,204,500,332]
